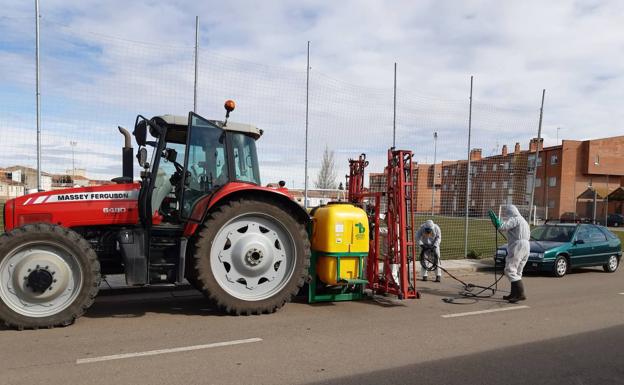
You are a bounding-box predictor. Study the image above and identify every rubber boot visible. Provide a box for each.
[503,281,517,301]
[435,276,441,283]
[513,280,526,302]
[508,280,526,303]
[422,276,428,282]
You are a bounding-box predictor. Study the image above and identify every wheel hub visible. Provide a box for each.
[245,248,264,266]
[26,267,54,293]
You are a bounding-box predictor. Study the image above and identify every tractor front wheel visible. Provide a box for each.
[0,224,100,329]
[193,198,310,315]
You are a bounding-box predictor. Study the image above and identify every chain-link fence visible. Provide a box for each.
[0,19,544,256]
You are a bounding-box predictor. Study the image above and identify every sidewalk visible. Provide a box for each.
[438,258,495,274]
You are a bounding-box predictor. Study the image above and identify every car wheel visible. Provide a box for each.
[553,256,568,278]
[603,255,619,273]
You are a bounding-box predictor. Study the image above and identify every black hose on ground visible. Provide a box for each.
[419,227,508,304]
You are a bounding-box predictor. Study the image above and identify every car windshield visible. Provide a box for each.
[530,225,575,242]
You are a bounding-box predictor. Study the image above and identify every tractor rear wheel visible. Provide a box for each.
[193,198,310,315]
[0,224,100,329]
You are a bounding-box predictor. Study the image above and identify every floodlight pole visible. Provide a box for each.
[35,0,42,191]
[193,16,199,113]
[431,132,438,215]
[463,76,473,259]
[529,89,546,223]
[304,41,310,209]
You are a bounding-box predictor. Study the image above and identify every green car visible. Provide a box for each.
[495,223,622,277]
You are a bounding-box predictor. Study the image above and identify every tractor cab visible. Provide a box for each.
[131,102,263,225]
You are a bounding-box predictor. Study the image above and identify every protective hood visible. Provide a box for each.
[502,204,521,219]
[424,219,435,229]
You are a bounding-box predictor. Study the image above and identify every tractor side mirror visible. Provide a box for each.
[137,147,148,168]
[133,120,147,147]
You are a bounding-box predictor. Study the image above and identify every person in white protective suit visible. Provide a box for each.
[416,220,442,282]
[495,204,530,303]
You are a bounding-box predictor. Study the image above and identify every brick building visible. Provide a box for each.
[438,135,624,220]
[368,163,441,215]
[531,135,624,220]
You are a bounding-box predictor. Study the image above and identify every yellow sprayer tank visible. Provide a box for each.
[311,203,369,285]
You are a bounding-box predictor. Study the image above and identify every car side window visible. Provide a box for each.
[575,227,590,243]
[587,226,607,242]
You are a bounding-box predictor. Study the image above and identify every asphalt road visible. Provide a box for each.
[1,266,623,385]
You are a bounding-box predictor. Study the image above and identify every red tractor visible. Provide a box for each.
[0,102,310,329]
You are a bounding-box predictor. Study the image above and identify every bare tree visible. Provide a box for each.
[315,145,337,190]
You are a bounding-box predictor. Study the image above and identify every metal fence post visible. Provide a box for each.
[464,76,473,258]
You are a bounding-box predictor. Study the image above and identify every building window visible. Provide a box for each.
[548,177,556,187]
[502,181,508,189]
[444,169,448,177]
[503,162,509,170]
[535,178,542,187]
[443,184,447,191]
[452,169,456,176]
[490,199,496,206]
[491,181,497,189]
[548,200,555,209]
[451,183,455,191]
[550,154,558,165]
[482,164,487,173]
[471,200,476,207]
[537,156,542,166]
[492,164,497,172]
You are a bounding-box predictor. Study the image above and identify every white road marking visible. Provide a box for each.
[442,305,530,318]
[76,337,262,364]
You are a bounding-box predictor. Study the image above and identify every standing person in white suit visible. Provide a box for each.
[416,220,442,282]
[494,204,530,303]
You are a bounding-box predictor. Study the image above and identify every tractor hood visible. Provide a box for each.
[4,183,140,231]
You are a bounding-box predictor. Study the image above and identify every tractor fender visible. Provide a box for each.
[182,183,310,237]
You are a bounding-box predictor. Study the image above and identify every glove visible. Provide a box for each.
[488,209,502,229]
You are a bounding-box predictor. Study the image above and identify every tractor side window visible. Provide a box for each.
[230,133,260,185]
[182,115,228,218]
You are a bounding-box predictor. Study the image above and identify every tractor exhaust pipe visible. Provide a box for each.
[118,126,133,180]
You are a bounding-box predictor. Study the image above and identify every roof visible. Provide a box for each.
[155,114,263,139]
[4,165,52,176]
[608,187,624,201]
[577,186,620,200]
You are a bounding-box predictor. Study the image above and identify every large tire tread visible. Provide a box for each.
[0,223,101,330]
[192,198,310,315]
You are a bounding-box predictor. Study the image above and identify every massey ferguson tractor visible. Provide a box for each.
[0,101,311,329]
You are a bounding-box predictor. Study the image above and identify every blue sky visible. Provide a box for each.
[1,1,623,186]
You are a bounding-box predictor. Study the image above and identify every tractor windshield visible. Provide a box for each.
[182,114,228,218]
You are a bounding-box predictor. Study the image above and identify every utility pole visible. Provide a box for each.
[431,131,438,216]
[556,126,560,145]
[193,16,199,113]
[392,62,397,148]
[35,0,42,191]
[463,76,473,259]
[529,89,546,223]
[304,41,310,209]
